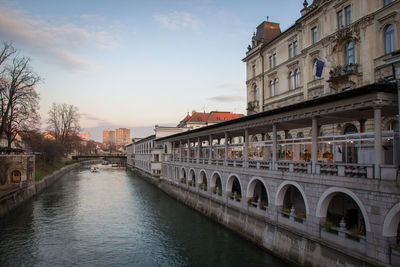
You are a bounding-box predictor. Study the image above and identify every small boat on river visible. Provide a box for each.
[90,166,99,172]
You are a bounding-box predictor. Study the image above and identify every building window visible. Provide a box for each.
[337,10,343,29]
[269,79,278,97]
[293,41,298,56]
[273,53,276,67]
[345,5,351,26]
[252,64,256,77]
[289,71,294,90]
[311,27,317,44]
[384,0,393,6]
[253,84,258,101]
[269,80,274,97]
[344,41,355,67]
[269,56,272,69]
[294,69,300,88]
[384,24,395,54]
[289,43,293,59]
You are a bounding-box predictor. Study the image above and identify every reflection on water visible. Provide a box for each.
[0,165,289,266]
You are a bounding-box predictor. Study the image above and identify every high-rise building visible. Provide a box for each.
[102,129,116,145]
[116,128,131,145]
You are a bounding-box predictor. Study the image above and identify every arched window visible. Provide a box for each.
[344,124,358,134]
[384,24,394,54]
[269,80,274,97]
[344,41,355,66]
[289,71,294,90]
[253,84,258,101]
[294,69,300,88]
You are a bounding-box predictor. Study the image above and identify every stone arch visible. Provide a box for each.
[210,171,222,190]
[198,169,208,189]
[226,174,243,196]
[246,177,269,205]
[10,170,21,183]
[316,187,371,232]
[275,181,309,215]
[180,167,187,183]
[188,168,196,186]
[343,123,358,134]
[383,202,400,237]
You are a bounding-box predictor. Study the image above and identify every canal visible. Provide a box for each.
[0,165,289,266]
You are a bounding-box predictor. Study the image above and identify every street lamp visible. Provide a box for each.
[384,51,400,166]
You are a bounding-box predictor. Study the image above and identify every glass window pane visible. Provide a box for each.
[385,24,394,54]
[337,10,343,29]
[345,6,351,26]
[312,27,317,44]
[294,41,298,56]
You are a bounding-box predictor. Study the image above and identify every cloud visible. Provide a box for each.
[80,112,119,127]
[153,11,203,30]
[208,95,245,102]
[217,82,244,91]
[0,6,115,70]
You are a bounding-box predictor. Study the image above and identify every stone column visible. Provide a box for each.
[312,117,318,173]
[179,141,182,162]
[244,129,249,167]
[272,124,277,170]
[209,135,213,164]
[197,137,200,164]
[172,142,175,161]
[187,139,190,162]
[374,107,382,179]
[224,132,228,165]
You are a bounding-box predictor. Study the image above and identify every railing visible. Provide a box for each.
[167,157,379,179]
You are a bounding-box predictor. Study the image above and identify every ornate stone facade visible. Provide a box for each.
[244,0,399,115]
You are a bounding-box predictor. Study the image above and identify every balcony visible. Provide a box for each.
[327,64,360,90]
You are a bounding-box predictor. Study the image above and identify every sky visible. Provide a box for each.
[0,0,308,141]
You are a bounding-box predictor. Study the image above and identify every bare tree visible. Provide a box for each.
[47,103,80,145]
[0,43,40,140]
[4,87,40,148]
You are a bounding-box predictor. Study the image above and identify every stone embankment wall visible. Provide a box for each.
[0,160,99,217]
[156,180,384,267]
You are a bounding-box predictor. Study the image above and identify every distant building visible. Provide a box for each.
[116,128,131,145]
[102,129,116,145]
[177,111,244,129]
[126,125,188,177]
[78,132,91,141]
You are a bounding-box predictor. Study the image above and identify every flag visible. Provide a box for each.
[313,59,325,77]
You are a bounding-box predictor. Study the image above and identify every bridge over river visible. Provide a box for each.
[0,164,288,266]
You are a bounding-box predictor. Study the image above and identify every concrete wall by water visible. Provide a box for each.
[156,180,385,267]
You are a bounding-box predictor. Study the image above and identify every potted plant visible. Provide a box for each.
[349,226,363,237]
[281,207,290,214]
[228,192,234,199]
[321,221,333,232]
[212,187,216,194]
[259,200,267,210]
[189,181,193,186]
[235,194,241,202]
[218,188,222,196]
[248,198,253,206]
[296,212,306,221]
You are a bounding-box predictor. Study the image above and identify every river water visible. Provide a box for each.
[0,165,289,266]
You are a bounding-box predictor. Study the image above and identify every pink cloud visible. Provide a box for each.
[0,6,114,70]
